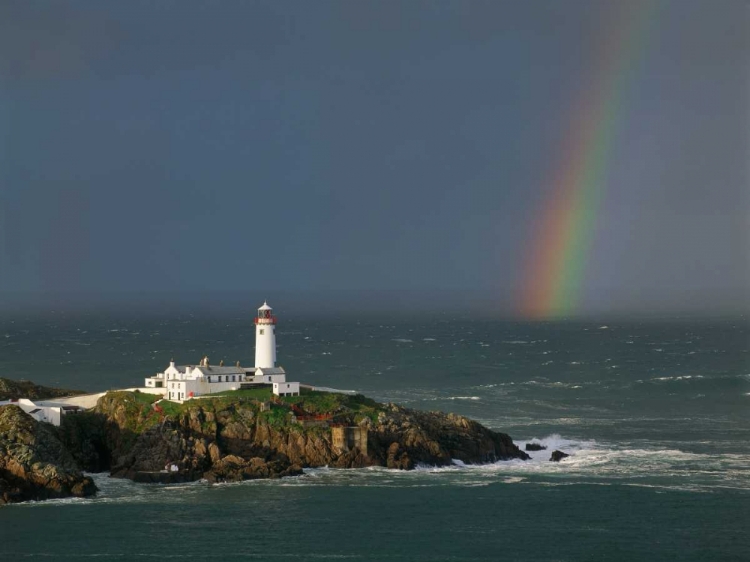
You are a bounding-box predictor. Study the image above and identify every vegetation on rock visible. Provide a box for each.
[0,377,530,502]
[0,405,97,505]
[58,388,528,484]
[0,378,85,401]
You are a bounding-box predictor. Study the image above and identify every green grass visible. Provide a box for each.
[259,405,291,428]
[214,387,273,401]
[157,400,186,417]
[103,387,385,437]
[150,388,271,416]
[279,390,384,421]
[131,390,161,406]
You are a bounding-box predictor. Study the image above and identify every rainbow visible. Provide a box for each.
[518,1,659,320]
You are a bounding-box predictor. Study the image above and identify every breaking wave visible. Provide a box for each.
[9,433,750,508]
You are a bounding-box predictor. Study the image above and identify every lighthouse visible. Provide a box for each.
[254,301,276,369]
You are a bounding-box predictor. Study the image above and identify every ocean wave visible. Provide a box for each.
[650,375,705,382]
[11,444,750,501]
[520,380,585,390]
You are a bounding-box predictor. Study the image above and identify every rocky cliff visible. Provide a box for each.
[0,405,97,505]
[60,389,528,483]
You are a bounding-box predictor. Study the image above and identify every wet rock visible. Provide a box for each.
[386,442,413,470]
[550,450,570,462]
[525,443,547,451]
[203,454,302,483]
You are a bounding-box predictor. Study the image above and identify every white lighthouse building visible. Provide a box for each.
[255,301,276,368]
[144,301,299,401]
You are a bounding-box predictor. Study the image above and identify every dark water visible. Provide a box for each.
[1,312,749,561]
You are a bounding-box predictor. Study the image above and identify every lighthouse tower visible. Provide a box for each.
[254,301,276,369]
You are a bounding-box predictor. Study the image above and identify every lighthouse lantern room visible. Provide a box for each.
[254,301,277,369]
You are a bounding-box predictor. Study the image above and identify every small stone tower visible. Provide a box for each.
[254,301,277,369]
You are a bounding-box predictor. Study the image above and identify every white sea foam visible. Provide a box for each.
[651,375,704,382]
[520,380,583,390]
[392,338,412,343]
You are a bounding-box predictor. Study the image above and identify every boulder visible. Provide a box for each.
[550,450,570,462]
[203,454,302,483]
[525,443,547,451]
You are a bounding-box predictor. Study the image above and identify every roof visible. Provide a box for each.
[192,366,245,375]
[258,301,273,311]
[255,367,286,375]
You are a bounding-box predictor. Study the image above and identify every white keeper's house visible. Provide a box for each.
[144,302,300,402]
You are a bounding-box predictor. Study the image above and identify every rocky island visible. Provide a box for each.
[1,383,529,504]
[0,404,96,505]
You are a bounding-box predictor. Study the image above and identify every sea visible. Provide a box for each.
[0,312,748,561]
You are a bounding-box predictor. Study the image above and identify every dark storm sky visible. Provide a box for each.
[0,0,747,317]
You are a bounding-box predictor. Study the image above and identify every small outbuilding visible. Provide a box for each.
[273,381,300,397]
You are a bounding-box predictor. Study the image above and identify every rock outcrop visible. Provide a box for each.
[0,405,96,505]
[203,455,303,483]
[0,378,84,401]
[59,391,529,484]
[369,404,528,469]
[525,443,547,451]
[550,450,569,462]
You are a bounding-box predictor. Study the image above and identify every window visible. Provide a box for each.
[259,329,264,335]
